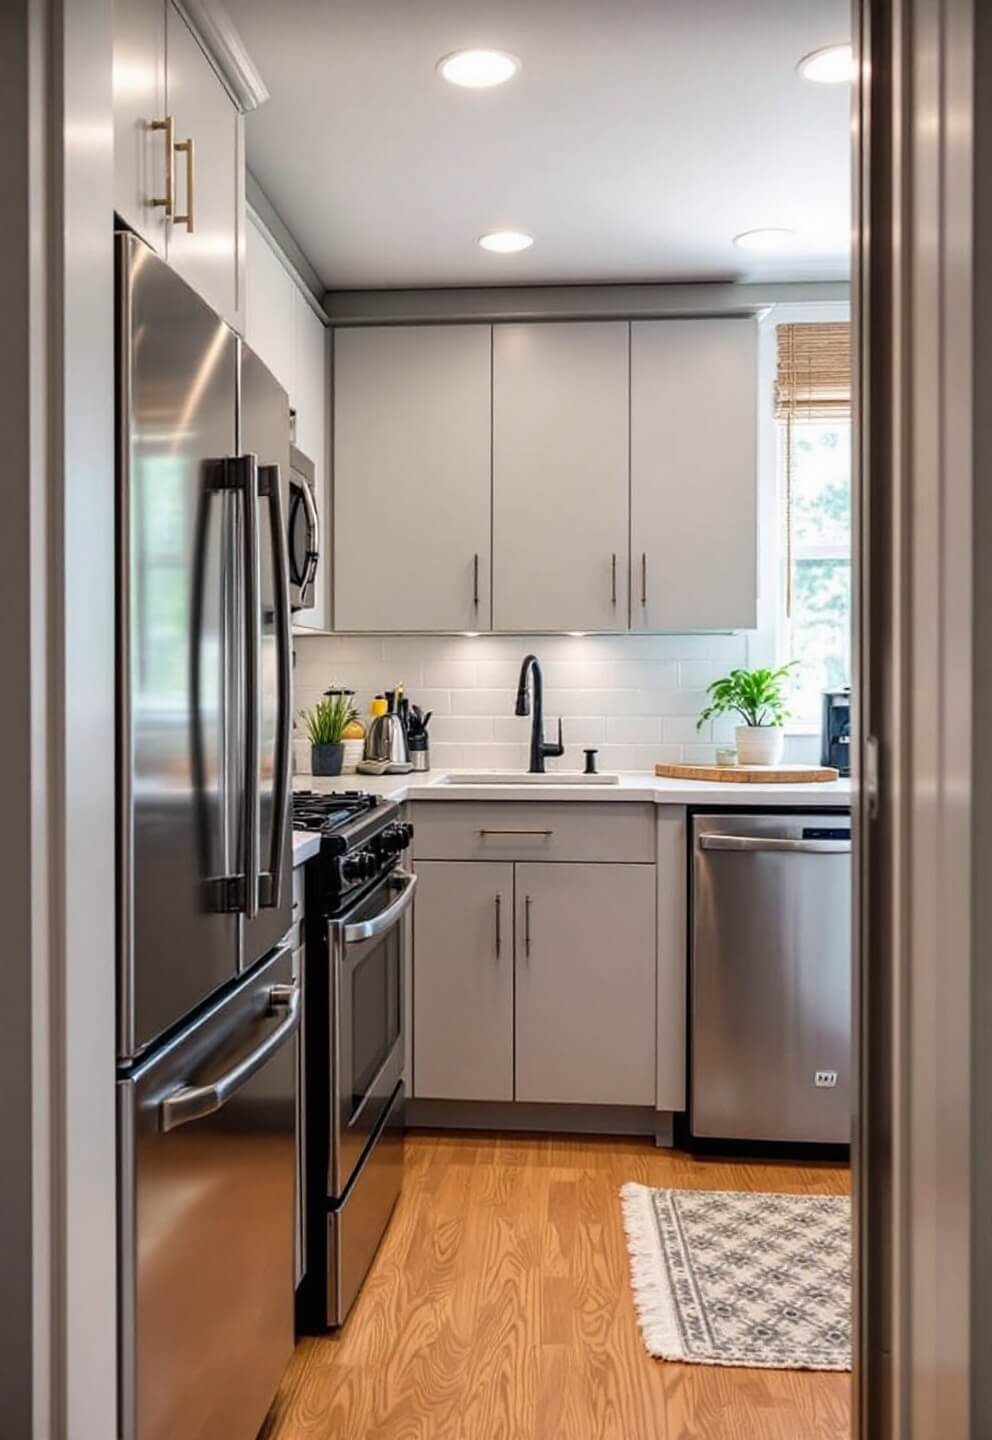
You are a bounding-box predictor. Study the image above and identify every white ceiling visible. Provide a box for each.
[226,0,852,291]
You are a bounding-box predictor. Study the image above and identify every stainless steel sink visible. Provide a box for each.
[439,771,620,786]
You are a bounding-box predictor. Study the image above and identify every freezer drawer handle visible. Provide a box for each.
[159,980,301,1133]
[699,834,851,855]
[337,870,417,944]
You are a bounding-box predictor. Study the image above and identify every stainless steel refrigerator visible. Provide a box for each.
[114,232,298,1440]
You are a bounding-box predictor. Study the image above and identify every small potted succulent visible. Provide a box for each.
[301,692,357,777]
[697,663,797,766]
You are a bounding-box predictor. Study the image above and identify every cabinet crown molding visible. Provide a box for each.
[175,0,269,113]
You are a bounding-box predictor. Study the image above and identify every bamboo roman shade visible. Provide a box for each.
[776,321,852,616]
[775,322,852,420]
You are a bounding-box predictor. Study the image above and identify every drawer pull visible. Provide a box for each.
[478,828,553,838]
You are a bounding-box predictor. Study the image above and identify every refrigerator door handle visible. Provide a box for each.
[259,463,293,911]
[235,452,262,919]
[159,977,301,1132]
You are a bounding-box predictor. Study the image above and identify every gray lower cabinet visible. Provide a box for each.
[412,856,656,1109]
[515,863,656,1106]
[413,861,514,1101]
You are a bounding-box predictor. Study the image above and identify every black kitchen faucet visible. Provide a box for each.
[515,654,565,774]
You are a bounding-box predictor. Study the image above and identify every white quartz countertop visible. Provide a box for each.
[292,770,851,864]
[293,768,852,809]
[292,831,322,866]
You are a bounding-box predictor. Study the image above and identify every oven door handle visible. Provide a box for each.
[337,870,417,944]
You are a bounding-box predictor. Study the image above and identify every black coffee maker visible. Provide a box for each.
[821,687,851,775]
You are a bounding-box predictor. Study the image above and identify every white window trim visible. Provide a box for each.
[750,299,852,734]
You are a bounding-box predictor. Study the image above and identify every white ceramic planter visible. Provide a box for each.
[735,725,785,766]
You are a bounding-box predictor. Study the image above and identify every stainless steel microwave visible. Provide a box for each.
[288,444,320,611]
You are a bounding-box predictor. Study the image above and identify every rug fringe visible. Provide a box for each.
[618,1182,686,1361]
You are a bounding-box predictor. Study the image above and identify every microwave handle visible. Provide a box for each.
[259,464,293,911]
[297,474,320,592]
[337,870,417,944]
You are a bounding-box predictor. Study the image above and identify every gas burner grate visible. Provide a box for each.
[291,790,381,833]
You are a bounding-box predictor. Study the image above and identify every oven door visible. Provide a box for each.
[327,869,416,1195]
[287,450,319,611]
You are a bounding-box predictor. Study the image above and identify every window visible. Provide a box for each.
[775,323,852,726]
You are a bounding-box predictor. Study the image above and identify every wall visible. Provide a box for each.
[293,630,818,772]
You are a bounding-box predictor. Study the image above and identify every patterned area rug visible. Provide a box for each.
[620,1184,851,1371]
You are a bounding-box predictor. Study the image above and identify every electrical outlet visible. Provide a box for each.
[814,1070,838,1088]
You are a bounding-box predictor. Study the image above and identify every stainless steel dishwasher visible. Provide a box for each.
[691,812,852,1145]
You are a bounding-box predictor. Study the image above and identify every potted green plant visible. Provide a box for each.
[301,692,356,776]
[697,663,797,766]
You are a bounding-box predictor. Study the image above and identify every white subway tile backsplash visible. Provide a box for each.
[683,742,719,763]
[422,660,478,689]
[293,631,756,772]
[663,716,708,743]
[609,659,679,689]
[430,716,494,744]
[678,660,734,689]
[606,715,663,744]
[450,688,517,716]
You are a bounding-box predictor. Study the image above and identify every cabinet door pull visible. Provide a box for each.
[641,552,648,607]
[495,893,502,956]
[473,552,480,607]
[478,829,553,838]
[150,115,175,216]
[611,552,617,605]
[524,895,532,956]
[174,134,195,233]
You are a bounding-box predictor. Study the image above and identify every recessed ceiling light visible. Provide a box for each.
[437,49,520,88]
[798,44,855,84]
[478,230,534,254]
[733,228,797,253]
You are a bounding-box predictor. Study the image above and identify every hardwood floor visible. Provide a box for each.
[263,1132,851,1440]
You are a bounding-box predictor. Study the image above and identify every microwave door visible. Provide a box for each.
[239,343,293,969]
[117,232,240,1061]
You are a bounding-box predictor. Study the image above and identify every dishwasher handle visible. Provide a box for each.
[698,834,851,855]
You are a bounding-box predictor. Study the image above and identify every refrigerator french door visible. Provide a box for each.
[116,232,296,1440]
[117,231,293,1061]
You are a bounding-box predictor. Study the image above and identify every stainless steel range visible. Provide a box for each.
[293,791,415,1328]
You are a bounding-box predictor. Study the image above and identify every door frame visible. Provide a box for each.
[855,0,985,1433]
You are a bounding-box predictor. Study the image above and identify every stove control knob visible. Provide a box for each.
[343,850,378,883]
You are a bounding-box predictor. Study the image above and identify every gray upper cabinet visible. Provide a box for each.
[413,861,514,1102]
[493,323,629,633]
[112,0,246,331]
[630,318,758,631]
[514,862,656,1106]
[333,326,493,632]
[113,0,168,256]
[164,3,244,332]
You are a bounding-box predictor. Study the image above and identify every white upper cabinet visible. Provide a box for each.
[292,292,329,630]
[112,0,168,256]
[333,326,493,632]
[245,218,297,395]
[630,318,757,631]
[164,3,244,332]
[492,322,629,633]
